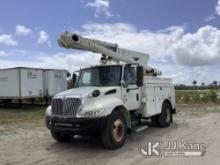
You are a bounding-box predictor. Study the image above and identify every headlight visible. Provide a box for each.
[88,90,101,98]
[92,90,100,97]
[45,106,52,117]
[81,109,105,117]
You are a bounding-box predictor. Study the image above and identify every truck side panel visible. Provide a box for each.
[144,87,156,116]
[155,86,173,113]
[155,87,163,114]
[142,76,174,117]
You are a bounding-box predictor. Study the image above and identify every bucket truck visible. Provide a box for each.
[45,32,176,149]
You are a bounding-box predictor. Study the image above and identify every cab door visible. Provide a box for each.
[122,66,141,110]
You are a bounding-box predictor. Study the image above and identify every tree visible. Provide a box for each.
[192,80,197,89]
[201,82,205,86]
[192,80,197,86]
[213,81,217,86]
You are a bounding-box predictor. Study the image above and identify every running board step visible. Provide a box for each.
[131,125,148,133]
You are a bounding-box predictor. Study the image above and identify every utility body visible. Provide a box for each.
[45,32,176,149]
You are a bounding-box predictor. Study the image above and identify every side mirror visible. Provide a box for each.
[67,71,71,77]
[72,73,77,88]
[136,66,144,87]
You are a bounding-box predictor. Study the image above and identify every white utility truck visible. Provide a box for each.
[45,32,176,149]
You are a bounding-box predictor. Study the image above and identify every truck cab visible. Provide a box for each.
[45,64,176,149]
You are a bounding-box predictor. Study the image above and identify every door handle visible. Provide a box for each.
[136,94,139,101]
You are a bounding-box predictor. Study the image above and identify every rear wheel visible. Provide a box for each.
[158,102,172,128]
[50,130,73,142]
[101,111,127,150]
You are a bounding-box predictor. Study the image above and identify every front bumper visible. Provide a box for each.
[46,116,109,135]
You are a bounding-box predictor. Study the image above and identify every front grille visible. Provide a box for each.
[51,98,82,117]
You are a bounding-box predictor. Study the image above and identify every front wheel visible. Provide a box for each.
[158,102,172,128]
[101,111,127,150]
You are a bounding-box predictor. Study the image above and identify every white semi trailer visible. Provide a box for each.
[45,32,176,149]
[43,69,68,97]
[0,67,43,99]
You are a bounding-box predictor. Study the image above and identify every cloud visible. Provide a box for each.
[0,51,100,72]
[0,50,219,85]
[15,25,32,36]
[85,0,113,18]
[203,0,220,22]
[173,25,220,66]
[0,50,7,56]
[35,52,100,71]
[204,15,215,22]
[155,62,220,85]
[37,31,51,47]
[2,23,220,84]
[80,23,220,67]
[216,0,220,15]
[0,34,17,46]
[81,23,184,59]
[81,23,136,34]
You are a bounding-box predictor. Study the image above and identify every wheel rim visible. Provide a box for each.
[165,108,171,123]
[112,119,125,142]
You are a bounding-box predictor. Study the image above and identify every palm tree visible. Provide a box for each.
[192,80,197,86]
[192,80,197,89]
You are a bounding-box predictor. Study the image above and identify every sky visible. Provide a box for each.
[0,0,220,85]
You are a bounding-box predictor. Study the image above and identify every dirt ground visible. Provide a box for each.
[0,105,220,165]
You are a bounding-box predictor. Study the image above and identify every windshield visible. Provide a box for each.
[76,66,122,87]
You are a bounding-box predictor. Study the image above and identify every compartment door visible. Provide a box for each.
[145,87,156,116]
[155,87,163,114]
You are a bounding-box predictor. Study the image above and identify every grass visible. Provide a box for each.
[176,89,220,104]
[0,105,46,125]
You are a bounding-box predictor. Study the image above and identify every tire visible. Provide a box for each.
[158,102,172,128]
[151,115,159,127]
[50,130,73,142]
[101,111,127,150]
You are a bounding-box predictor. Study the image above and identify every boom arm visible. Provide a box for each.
[58,31,161,75]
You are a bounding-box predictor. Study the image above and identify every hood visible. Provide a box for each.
[54,86,119,98]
